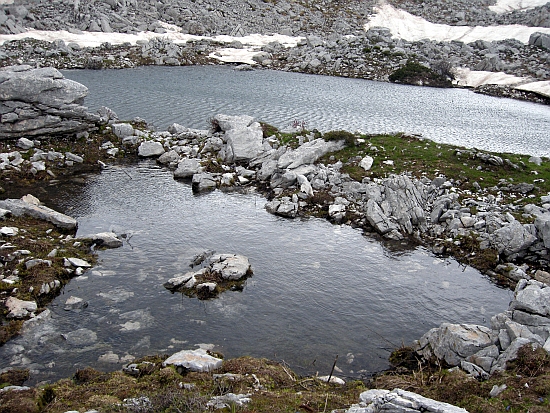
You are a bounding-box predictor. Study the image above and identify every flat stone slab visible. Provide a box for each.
[0,196,77,230]
[163,348,223,372]
[77,232,123,248]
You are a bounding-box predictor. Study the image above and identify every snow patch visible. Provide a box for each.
[454,68,550,98]
[365,4,550,43]
[0,28,303,49]
[489,0,550,14]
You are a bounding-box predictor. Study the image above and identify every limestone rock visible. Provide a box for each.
[510,279,550,317]
[359,156,374,171]
[77,232,123,248]
[138,141,165,157]
[0,66,98,139]
[173,158,201,179]
[0,196,77,229]
[191,172,218,193]
[4,297,37,319]
[490,220,537,255]
[163,348,222,372]
[209,254,252,280]
[214,114,265,163]
[350,388,468,413]
[277,139,345,169]
[415,323,497,366]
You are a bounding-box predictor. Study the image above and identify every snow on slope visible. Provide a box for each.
[365,4,550,43]
[489,0,550,14]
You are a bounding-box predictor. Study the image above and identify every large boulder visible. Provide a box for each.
[490,220,537,256]
[213,114,265,163]
[173,158,201,179]
[510,279,550,317]
[415,323,497,366]
[0,66,99,139]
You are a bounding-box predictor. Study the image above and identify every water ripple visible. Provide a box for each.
[63,66,550,157]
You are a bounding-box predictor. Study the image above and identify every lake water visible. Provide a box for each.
[64,65,550,157]
[0,162,512,384]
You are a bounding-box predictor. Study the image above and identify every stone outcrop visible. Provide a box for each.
[343,388,468,413]
[0,65,99,139]
[0,194,77,230]
[414,279,550,379]
[82,114,550,284]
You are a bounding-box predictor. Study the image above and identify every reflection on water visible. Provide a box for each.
[63,65,550,156]
[0,162,512,383]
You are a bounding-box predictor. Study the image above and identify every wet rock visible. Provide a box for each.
[209,254,252,280]
[64,296,88,312]
[62,328,97,346]
[192,172,218,193]
[77,232,123,248]
[265,197,298,218]
[163,348,223,372]
[65,257,92,268]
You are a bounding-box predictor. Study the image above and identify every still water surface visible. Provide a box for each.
[64,65,550,156]
[1,162,512,383]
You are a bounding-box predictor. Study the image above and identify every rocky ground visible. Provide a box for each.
[0,1,548,102]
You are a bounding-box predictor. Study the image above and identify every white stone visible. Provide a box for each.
[163,348,223,372]
[359,155,374,171]
[66,257,92,268]
[5,297,37,318]
[138,141,165,157]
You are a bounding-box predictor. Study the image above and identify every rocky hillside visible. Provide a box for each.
[1,0,549,37]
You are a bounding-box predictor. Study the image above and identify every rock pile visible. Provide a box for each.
[415,279,550,379]
[0,65,99,139]
[164,253,252,299]
[0,0,373,36]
